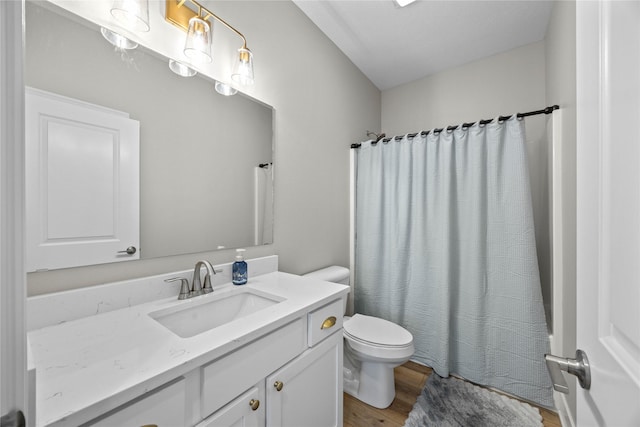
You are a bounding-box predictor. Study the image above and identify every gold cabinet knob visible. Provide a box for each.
[274,380,284,391]
[249,399,260,411]
[321,316,337,330]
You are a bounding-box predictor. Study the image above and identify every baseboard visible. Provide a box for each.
[554,391,575,427]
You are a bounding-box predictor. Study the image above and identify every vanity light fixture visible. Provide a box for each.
[100,27,138,50]
[169,59,197,77]
[165,0,255,85]
[110,0,150,32]
[214,81,238,96]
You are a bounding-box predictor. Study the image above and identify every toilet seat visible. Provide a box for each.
[343,314,413,348]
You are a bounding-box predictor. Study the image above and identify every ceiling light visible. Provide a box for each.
[100,27,138,50]
[110,0,150,32]
[169,59,197,77]
[394,0,417,7]
[215,81,238,96]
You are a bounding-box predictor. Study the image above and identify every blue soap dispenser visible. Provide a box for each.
[232,249,248,285]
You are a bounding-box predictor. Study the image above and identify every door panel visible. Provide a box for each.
[576,1,640,425]
[25,88,140,272]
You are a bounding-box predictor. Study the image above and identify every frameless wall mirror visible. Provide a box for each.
[24,1,274,270]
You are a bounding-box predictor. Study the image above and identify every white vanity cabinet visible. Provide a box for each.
[200,319,306,419]
[29,271,349,427]
[202,299,344,427]
[266,332,343,427]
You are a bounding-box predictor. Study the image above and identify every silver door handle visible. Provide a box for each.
[117,246,137,255]
[544,349,591,393]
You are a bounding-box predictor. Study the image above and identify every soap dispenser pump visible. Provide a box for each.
[232,249,248,285]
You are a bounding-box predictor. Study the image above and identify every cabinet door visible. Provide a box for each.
[25,87,140,271]
[266,332,343,427]
[86,378,186,427]
[197,384,265,427]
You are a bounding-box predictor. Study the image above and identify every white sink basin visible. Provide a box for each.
[149,288,285,338]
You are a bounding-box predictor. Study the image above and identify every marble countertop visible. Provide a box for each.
[28,271,349,427]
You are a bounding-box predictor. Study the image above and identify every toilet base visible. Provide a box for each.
[345,360,396,409]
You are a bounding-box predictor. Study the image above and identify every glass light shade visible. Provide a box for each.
[100,27,138,50]
[214,81,238,96]
[169,59,197,77]
[231,48,254,85]
[110,0,150,32]
[184,17,212,63]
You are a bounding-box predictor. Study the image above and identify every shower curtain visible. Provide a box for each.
[354,117,553,407]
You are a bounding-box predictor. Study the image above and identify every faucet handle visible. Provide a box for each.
[165,277,190,300]
[202,275,213,294]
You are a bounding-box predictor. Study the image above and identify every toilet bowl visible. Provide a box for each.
[303,266,415,409]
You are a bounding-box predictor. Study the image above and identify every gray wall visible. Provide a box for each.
[381,41,553,326]
[27,1,381,295]
[545,0,577,420]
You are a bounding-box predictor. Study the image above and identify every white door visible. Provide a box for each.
[576,1,640,425]
[0,1,27,426]
[25,88,140,272]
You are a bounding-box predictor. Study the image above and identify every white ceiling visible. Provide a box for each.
[292,0,554,90]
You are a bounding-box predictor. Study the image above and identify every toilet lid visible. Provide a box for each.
[343,314,413,347]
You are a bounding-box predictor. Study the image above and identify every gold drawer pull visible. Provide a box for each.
[321,316,337,330]
[249,399,260,411]
[274,380,284,391]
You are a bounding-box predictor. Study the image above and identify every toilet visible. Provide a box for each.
[304,266,415,409]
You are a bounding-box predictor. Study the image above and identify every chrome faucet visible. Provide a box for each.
[164,260,219,300]
[192,260,216,295]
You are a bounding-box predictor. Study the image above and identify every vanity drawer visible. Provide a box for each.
[201,317,305,418]
[308,299,343,347]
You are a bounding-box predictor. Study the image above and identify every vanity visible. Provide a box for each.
[27,257,349,426]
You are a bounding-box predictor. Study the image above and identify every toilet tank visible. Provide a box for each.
[304,266,351,314]
[303,266,350,285]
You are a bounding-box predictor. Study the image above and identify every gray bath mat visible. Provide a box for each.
[402,374,543,427]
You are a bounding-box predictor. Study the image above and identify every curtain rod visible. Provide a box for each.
[350,105,559,149]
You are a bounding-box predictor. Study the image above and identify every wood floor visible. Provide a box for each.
[343,361,561,427]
